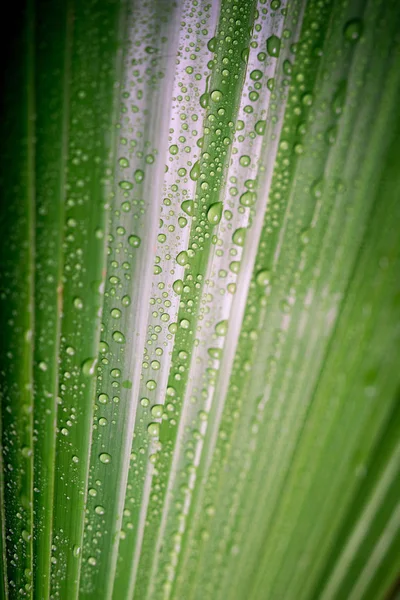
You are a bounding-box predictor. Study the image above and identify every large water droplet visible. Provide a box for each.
[181,200,194,216]
[81,357,97,377]
[266,35,281,57]
[232,227,246,247]
[207,202,223,225]
[112,331,126,344]
[99,453,111,464]
[215,320,228,336]
[190,161,200,181]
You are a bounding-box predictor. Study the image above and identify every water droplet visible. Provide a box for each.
[112,331,125,344]
[232,227,246,247]
[283,59,292,75]
[190,161,200,181]
[118,157,129,168]
[266,35,281,57]
[119,180,133,190]
[344,18,363,42]
[207,202,223,225]
[81,357,97,377]
[302,92,313,107]
[300,228,311,244]
[99,453,111,464]
[73,545,81,557]
[88,557,97,566]
[255,120,266,135]
[250,69,262,81]
[22,530,31,543]
[210,89,223,102]
[256,269,271,286]
[176,251,189,266]
[128,234,141,248]
[73,297,83,310]
[200,93,209,108]
[122,295,131,306]
[95,505,105,515]
[151,404,163,418]
[98,393,108,405]
[215,320,228,336]
[173,279,183,295]
[207,37,216,52]
[169,144,179,155]
[208,347,222,360]
[147,422,160,437]
[240,190,256,207]
[134,169,144,183]
[111,308,121,319]
[21,446,32,458]
[181,200,194,216]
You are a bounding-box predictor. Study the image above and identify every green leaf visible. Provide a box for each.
[0,0,399,599]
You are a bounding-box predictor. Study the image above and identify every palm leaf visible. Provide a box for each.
[0,0,399,599]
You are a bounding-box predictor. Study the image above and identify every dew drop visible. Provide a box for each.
[256,269,271,286]
[112,331,126,344]
[210,89,223,102]
[81,357,97,377]
[147,422,160,437]
[181,200,194,216]
[73,297,83,310]
[128,234,141,248]
[207,202,223,225]
[266,35,281,57]
[215,320,228,336]
[119,180,133,190]
[255,120,266,135]
[240,190,256,207]
[232,227,246,247]
[99,453,111,464]
[151,404,163,418]
[134,169,144,183]
[176,251,189,266]
[190,161,200,181]
[343,18,363,42]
